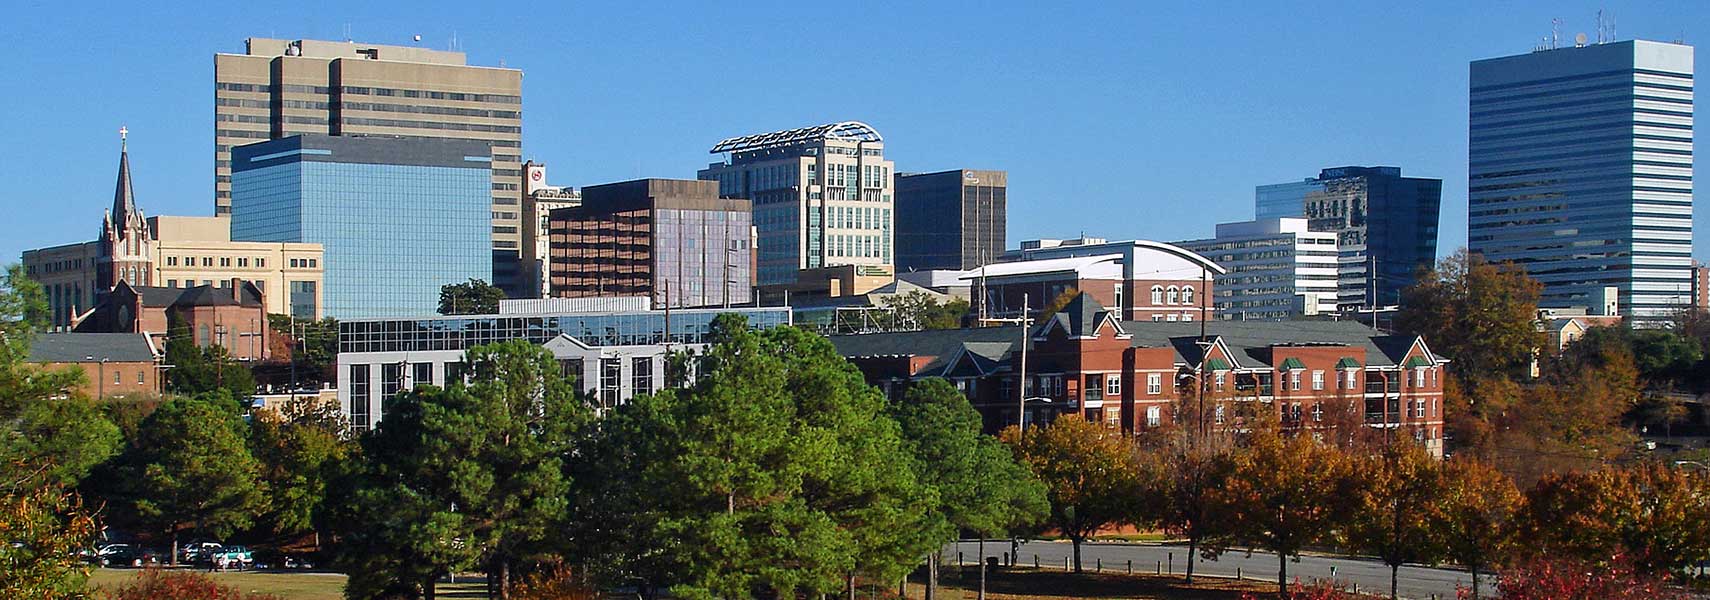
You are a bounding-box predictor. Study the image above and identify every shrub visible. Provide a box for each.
[1241,580,1364,599]
[101,569,282,600]
[507,564,599,600]
[1458,555,1687,600]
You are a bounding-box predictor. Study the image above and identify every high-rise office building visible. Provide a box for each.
[214,38,526,293]
[698,121,894,286]
[1469,40,1694,320]
[1255,166,1442,311]
[519,161,581,298]
[1176,218,1341,321]
[548,179,753,308]
[229,135,492,319]
[895,169,1006,272]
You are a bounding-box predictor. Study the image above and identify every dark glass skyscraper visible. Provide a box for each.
[894,169,1007,272]
[230,135,493,318]
[547,179,754,308]
[1255,166,1442,310]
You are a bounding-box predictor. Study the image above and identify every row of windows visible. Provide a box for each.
[339,86,521,104]
[166,255,277,268]
[341,101,520,120]
[1147,285,1196,305]
[342,117,521,134]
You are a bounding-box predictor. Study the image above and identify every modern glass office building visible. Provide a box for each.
[335,305,791,431]
[1176,218,1341,321]
[894,169,1007,272]
[547,179,754,308]
[230,135,493,318]
[1469,40,1694,321]
[1255,166,1442,311]
[699,121,894,286]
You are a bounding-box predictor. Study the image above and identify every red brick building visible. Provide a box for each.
[73,278,271,361]
[964,240,1221,323]
[832,293,1449,457]
[26,333,162,399]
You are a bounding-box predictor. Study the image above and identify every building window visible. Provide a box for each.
[1290,371,1301,391]
[1214,372,1225,390]
[257,258,265,268]
[600,358,621,408]
[1182,286,1195,305]
[1113,284,1124,312]
[1311,371,1324,390]
[166,279,176,288]
[381,363,403,403]
[349,364,370,432]
[1214,405,1226,424]
[166,256,177,266]
[1415,368,1426,387]
[220,257,232,267]
[412,362,433,389]
[1312,403,1324,422]
[1345,370,1357,389]
[113,371,121,385]
[1166,314,1178,322]
[1105,374,1120,397]
[1152,315,1163,322]
[238,257,249,267]
[1167,286,1180,304]
[632,357,653,396]
[1151,286,1164,305]
[1146,405,1161,427]
[1414,399,1426,419]
[558,358,584,383]
[137,370,145,384]
[1146,373,1161,395]
[202,257,212,267]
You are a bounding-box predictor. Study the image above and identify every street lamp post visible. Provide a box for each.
[1018,397,1054,430]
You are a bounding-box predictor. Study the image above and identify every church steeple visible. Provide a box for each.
[111,126,140,236]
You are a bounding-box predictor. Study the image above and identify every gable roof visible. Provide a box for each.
[1037,293,1125,339]
[829,326,1020,376]
[1121,320,1441,369]
[126,282,264,309]
[27,333,158,363]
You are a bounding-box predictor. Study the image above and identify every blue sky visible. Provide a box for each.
[0,0,1702,265]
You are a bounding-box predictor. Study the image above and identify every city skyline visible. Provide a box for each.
[1,1,1703,268]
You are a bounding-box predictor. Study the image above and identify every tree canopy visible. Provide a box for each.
[1003,414,1138,573]
[439,278,506,315]
[1395,250,1543,381]
[116,394,266,565]
[577,314,937,599]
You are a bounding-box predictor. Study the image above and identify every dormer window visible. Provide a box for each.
[1151,286,1164,305]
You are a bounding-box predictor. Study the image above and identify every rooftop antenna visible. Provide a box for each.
[1551,17,1562,49]
[343,23,352,43]
[1595,10,1604,44]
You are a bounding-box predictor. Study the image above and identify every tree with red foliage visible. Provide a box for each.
[1457,555,1688,600]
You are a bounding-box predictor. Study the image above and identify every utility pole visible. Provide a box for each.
[1017,292,1029,429]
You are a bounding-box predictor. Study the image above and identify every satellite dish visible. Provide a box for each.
[1575,32,1588,47]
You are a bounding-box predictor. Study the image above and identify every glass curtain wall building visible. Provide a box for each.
[230,135,493,318]
[894,169,1007,271]
[1255,166,1442,311]
[698,121,894,286]
[1469,40,1694,321]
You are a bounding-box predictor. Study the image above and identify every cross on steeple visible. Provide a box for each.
[119,126,128,150]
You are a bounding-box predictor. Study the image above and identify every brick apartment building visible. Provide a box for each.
[26,333,162,399]
[832,293,1449,456]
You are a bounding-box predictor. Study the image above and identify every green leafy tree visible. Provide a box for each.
[266,314,339,381]
[577,315,934,599]
[163,322,257,400]
[332,340,589,600]
[1437,457,1522,600]
[0,264,105,598]
[1002,414,1138,573]
[1346,443,1448,600]
[248,396,351,547]
[890,378,1047,596]
[438,278,506,315]
[880,291,971,330]
[1395,250,1544,382]
[1206,431,1358,595]
[118,395,266,565]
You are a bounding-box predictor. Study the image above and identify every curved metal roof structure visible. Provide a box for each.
[710,121,883,154]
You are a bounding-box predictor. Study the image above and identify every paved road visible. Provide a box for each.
[947,540,1484,600]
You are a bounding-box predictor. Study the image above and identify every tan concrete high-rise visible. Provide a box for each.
[214,38,526,292]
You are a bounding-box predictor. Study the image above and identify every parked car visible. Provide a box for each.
[207,545,254,569]
[181,541,223,563]
[98,544,164,567]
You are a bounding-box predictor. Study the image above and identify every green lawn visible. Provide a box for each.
[86,568,489,600]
